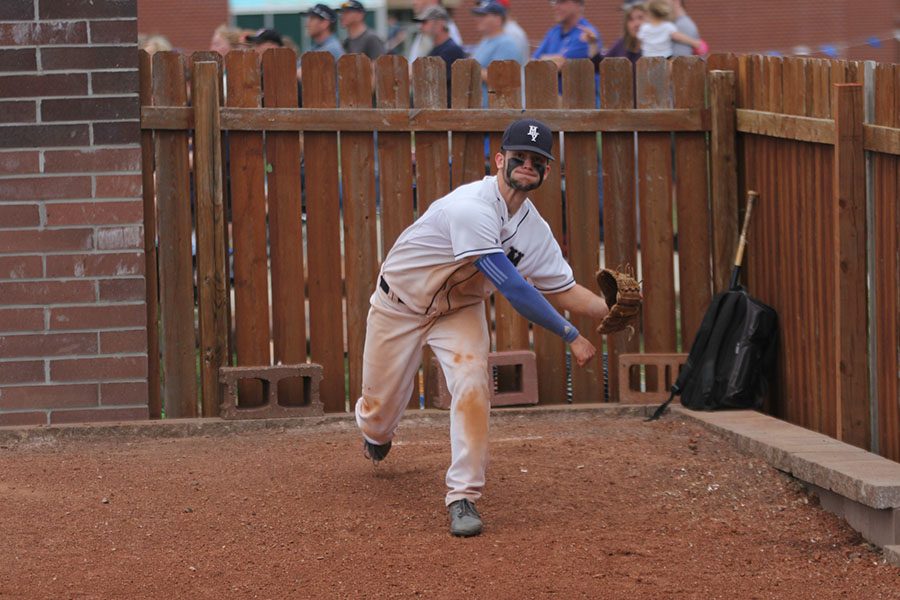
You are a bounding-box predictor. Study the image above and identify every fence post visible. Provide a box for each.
[832,82,870,448]
[192,60,229,417]
[708,70,739,293]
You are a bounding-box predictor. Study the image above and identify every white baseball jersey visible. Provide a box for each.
[380,176,575,316]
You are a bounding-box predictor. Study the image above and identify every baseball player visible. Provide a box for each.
[355,119,610,537]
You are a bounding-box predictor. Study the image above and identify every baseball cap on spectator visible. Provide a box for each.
[472,0,506,15]
[339,0,366,11]
[308,3,338,22]
[501,119,554,161]
[413,5,449,21]
[244,28,284,46]
[494,0,510,6]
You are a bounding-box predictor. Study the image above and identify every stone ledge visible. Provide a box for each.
[884,545,900,568]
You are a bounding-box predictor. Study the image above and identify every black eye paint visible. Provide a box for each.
[505,156,545,191]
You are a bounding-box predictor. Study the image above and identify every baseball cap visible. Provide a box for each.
[413,5,450,21]
[494,0,510,6]
[472,0,507,16]
[501,119,554,161]
[244,28,284,46]
[308,3,338,22]
[339,0,366,11]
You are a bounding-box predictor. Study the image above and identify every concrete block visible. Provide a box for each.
[430,351,538,410]
[617,353,688,403]
[218,364,324,420]
[884,545,900,567]
[809,484,900,547]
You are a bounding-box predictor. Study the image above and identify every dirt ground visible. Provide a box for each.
[1,412,898,599]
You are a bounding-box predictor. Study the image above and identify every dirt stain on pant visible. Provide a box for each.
[361,395,383,423]
[457,386,489,448]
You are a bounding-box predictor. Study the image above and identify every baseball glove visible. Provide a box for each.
[596,265,642,336]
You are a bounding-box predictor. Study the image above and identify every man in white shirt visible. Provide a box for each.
[355,119,610,537]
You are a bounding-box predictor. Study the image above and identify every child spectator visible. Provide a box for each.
[637,0,707,58]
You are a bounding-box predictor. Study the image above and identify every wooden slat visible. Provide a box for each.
[374,55,418,410]
[139,50,161,419]
[302,51,346,412]
[672,57,712,349]
[192,59,229,417]
[225,51,271,407]
[832,83,870,448]
[598,57,639,402]
[709,70,739,293]
[735,109,834,144]
[526,60,566,404]
[873,63,900,460]
[636,57,677,391]
[150,51,197,418]
[263,48,307,406]
[562,59,602,402]
[141,106,711,133]
[487,61,530,386]
[338,54,380,407]
[864,124,900,155]
[412,57,450,407]
[374,55,415,255]
[450,59,486,187]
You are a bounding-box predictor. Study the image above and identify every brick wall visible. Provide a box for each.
[0,0,148,426]
[137,0,228,54]
[453,0,898,63]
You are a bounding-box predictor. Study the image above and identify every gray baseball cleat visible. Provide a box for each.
[362,439,391,464]
[448,499,483,537]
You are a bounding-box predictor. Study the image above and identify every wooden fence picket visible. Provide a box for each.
[150,51,197,418]
[526,60,567,404]
[339,54,380,405]
[302,51,346,412]
[263,48,307,406]
[561,59,602,402]
[450,59,485,188]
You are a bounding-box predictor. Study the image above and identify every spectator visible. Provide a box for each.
[495,0,529,64]
[340,0,386,59]
[139,34,173,54]
[408,0,462,63]
[472,0,522,81]
[669,0,700,57]
[532,0,598,69]
[637,0,706,58]
[418,5,468,99]
[306,4,345,59]
[210,25,248,56]
[385,14,407,55]
[582,1,645,69]
[244,28,284,54]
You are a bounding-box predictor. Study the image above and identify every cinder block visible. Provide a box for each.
[617,353,688,403]
[809,483,900,547]
[218,364,324,420]
[430,351,538,410]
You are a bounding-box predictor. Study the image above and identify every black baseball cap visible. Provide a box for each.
[308,3,338,22]
[339,0,366,11]
[245,28,284,46]
[501,119,554,161]
[472,0,507,15]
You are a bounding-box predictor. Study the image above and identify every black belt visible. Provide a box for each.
[379,276,404,304]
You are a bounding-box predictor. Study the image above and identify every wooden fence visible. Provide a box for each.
[715,54,900,461]
[139,50,900,462]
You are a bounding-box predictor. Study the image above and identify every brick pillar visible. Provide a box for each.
[0,0,148,426]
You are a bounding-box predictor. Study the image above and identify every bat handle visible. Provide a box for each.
[733,190,758,268]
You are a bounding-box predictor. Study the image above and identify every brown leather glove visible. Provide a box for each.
[595,266,641,335]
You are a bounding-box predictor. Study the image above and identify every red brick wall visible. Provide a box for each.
[0,0,149,426]
[137,0,228,53]
[453,0,898,63]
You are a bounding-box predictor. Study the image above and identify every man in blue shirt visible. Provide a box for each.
[471,0,522,81]
[532,0,598,69]
[306,3,345,59]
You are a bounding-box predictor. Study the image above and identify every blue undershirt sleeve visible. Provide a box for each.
[475,252,579,343]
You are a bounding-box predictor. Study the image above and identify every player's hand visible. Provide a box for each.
[570,335,596,367]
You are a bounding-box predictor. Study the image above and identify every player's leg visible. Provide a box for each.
[427,301,492,507]
[355,291,425,451]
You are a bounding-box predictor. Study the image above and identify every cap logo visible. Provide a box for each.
[527,125,540,142]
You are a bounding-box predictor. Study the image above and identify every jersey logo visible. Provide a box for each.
[527,125,539,142]
[507,246,524,267]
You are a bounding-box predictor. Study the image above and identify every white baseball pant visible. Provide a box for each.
[355,286,492,506]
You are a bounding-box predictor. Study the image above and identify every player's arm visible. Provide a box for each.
[476,253,596,366]
[547,283,609,321]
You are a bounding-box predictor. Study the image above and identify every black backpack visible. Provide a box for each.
[648,286,778,420]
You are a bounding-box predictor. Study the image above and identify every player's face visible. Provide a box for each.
[501,150,549,191]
